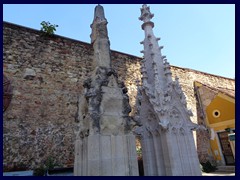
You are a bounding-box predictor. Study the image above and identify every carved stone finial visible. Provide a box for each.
[90,4,109,44]
[90,4,111,68]
[94,4,106,21]
[139,4,154,22]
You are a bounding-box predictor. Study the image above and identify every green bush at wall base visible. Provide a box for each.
[33,165,46,176]
[200,161,217,173]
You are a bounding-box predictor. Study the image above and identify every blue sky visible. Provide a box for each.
[3,4,235,78]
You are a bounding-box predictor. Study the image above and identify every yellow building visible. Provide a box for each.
[194,81,235,166]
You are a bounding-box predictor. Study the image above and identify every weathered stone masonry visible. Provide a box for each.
[3,22,141,170]
[3,21,235,170]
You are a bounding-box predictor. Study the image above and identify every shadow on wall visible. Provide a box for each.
[111,51,142,117]
[194,85,212,164]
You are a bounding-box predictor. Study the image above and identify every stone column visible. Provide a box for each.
[74,5,139,176]
[134,4,202,176]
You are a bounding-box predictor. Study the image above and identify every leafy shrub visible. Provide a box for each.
[40,21,58,36]
[33,156,60,176]
[33,165,46,176]
[45,156,59,170]
[200,160,217,173]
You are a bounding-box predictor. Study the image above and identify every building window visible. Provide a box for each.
[212,109,220,118]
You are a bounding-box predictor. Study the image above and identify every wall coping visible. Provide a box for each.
[194,81,235,98]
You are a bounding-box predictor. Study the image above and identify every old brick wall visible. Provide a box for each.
[3,22,234,170]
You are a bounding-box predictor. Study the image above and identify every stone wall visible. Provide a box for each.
[3,22,235,170]
[170,67,235,151]
[3,22,142,170]
[194,84,217,163]
[170,66,235,124]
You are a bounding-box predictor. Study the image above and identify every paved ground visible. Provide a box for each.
[3,170,33,176]
[202,172,235,176]
[4,170,235,176]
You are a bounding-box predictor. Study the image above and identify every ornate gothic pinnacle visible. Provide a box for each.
[139,4,154,22]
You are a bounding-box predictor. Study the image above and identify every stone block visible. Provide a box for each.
[74,134,138,176]
[23,68,36,80]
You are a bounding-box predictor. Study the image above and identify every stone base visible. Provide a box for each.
[141,131,202,176]
[163,132,202,176]
[74,134,139,176]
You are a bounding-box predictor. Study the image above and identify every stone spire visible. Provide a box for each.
[94,4,106,20]
[139,4,167,91]
[135,4,202,176]
[138,3,196,132]
[74,5,139,176]
[90,4,111,68]
[139,4,154,26]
